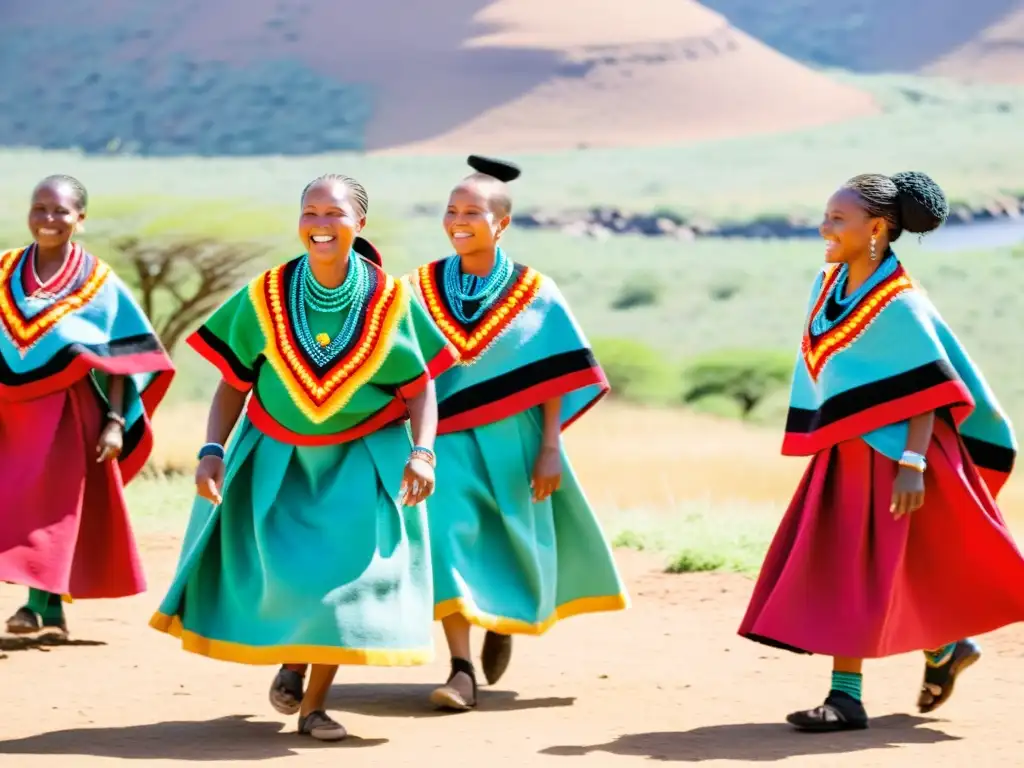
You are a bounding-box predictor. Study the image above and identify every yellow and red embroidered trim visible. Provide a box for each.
[0,247,109,353]
[801,264,912,380]
[415,261,542,364]
[249,263,406,424]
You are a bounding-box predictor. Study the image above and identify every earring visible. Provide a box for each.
[869,235,877,261]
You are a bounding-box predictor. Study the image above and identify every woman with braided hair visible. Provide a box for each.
[407,155,628,711]
[0,175,175,637]
[739,171,1024,731]
[151,173,455,741]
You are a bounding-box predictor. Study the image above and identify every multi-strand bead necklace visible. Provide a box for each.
[809,253,897,336]
[442,248,513,323]
[290,252,369,366]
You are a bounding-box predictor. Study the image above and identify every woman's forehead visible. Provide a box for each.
[826,187,865,213]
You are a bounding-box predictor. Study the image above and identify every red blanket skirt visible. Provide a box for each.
[0,378,145,599]
[739,418,1024,658]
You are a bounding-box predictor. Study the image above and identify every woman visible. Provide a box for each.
[1,175,174,637]
[738,171,1024,731]
[150,173,456,741]
[415,155,627,710]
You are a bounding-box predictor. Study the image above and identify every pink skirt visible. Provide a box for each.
[0,378,145,598]
[739,418,1024,658]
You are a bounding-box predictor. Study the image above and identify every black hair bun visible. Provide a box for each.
[467,155,521,182]
[890,171,949,234]
[353,235,382,267]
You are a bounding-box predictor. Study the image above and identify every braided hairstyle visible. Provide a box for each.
[844,171,949,242]
[34,174,89,211]
[300,173,369,218]
[460,155,521,217]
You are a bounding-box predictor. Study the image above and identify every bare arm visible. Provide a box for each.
[905,411,935,456]
[206,380,247,445]
[406,380,438,451]
[891,410,934,519]
[540,397,562,449]
[107,375,125,418]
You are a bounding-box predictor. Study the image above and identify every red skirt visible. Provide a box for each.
[0,378,145,598]
[739,418,1024,658]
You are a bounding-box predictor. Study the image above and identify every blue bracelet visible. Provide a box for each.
[412,445,435,459]
[198,443,225,460]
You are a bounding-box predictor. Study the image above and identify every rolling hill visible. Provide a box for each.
[0,0,877,156]
[701,0,1024,81]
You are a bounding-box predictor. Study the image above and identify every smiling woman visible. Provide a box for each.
[0,174,175,637]
[739,170,1024,734]
[151,172,456,742]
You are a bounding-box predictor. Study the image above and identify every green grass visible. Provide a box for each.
[1,73,1023,230]
[123,473,781,575]
[605,501,782,574]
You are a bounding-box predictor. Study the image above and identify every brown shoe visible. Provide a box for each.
[429,657,477,711]
[5,607,40,635]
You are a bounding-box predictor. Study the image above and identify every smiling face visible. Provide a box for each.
[298,179,365,265]
[819,187,885,264]
[443,182,510,256]
[28,181,85,250]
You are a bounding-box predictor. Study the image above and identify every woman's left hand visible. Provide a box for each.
[400,457,435,506]
[531,446,562,502]
[96,421,124,463]
[891,466,925,519]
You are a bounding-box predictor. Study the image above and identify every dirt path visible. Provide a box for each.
[2,541,1023,767]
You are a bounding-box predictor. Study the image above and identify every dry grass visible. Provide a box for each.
[146,400,1024,521]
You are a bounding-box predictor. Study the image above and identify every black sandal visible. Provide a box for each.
[481,631,513,685]
[269,666,305,715]
[787,690,869,732]
[429,657,478,711]
[918,638,981,713]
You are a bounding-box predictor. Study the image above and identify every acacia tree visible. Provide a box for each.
[112,237,267,355]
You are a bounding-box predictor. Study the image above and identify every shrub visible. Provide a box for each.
[680,349,794,419]
[610,274,662,310]
[591,337,677,403]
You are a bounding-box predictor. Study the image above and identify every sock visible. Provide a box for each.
[33,590,65,624]
[831,670,863,701]
[26,588,49,614]
[925,642,956,667]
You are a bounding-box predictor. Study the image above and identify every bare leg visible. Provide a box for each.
[296,664,346,741]
[429,613,477,711]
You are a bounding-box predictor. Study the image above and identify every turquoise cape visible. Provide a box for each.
[784,256,1015,495]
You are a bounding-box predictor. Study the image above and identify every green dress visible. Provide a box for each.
[151,256,456,665]
[408,257,628,635]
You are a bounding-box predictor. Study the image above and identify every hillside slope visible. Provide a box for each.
[701,0,1024,79]
[0,0,876,156]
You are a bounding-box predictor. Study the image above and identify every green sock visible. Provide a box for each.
[925,643,956,666]
[831,670,863,701]
[26,589,64,623]
[26,588,49,614]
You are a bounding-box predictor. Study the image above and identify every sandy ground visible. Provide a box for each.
[3,542,1024,768]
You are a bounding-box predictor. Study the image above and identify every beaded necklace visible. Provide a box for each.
[809,253,898,336]
[289,252,369,366]
[442,248,513,323]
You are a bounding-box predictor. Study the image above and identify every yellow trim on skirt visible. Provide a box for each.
[149,613,434,666]
[434,593,628,635]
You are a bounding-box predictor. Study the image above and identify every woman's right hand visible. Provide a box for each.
[195,456,226,504]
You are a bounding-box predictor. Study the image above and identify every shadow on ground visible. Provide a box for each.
[540,715,959,761]
[329,682,576,718]
[0,715,387,760]
[0,633,106,652]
